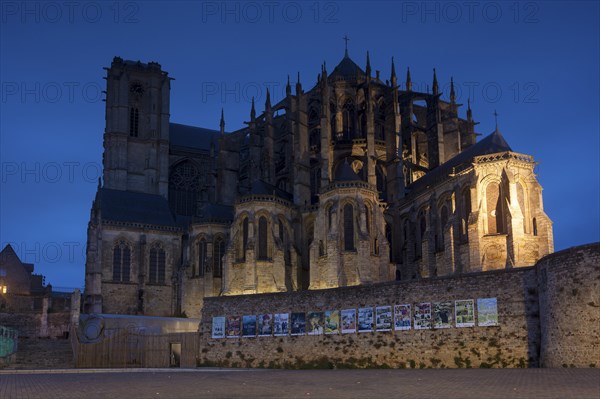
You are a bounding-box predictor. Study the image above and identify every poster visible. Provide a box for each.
[477,298,499,326]
[226,315,241,338]
[341,309,357,334]
[212,316,225,338]
[357,307,374,333]
[455,299,475,327]
[257,314,273,337]
[307,312,325,335]
[242,315,257,337]
[394,304,411,331]
[290,312,306,335]
[375,306,392,331]
[273,313,289,336]
[413,302,432,330]
[324,310,340,334]
[433,301,453,329]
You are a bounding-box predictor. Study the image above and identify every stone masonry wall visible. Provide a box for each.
[198,268,540,368]
[538,243,600,367]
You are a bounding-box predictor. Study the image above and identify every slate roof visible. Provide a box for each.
[169,123,221,151]
[196,203,234,222]
[335,160,362,181]
[407,129,512,193]
[329,55,366,82]
[99,188,178,227]
[249,180,293,202]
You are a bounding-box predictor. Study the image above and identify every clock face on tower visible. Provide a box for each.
[130,83,144,96]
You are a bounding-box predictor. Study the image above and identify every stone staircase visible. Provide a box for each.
[6,337,74,369]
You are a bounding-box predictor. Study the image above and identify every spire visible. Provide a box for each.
[432,68,439,95]
[286,74,291,96]
[366,51,371,78]
[406,67,412,91]
[450,76,456,104]
[220,108,225,134]
[265,88,271,111]
[296,71,302,94]
[467,98,473,121]
[390,57,397,86]
[343,34,350,57]
[250,96,256,121]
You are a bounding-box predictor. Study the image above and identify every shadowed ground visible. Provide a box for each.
[0,368,598,399]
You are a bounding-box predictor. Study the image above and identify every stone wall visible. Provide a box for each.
[538,243,600,367]
[198,267,540,368]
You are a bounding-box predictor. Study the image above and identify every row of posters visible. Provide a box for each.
[212,298,498,338]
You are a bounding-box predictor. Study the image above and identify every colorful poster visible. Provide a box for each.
[273,313,289,336]
[212,316,225,338]
[226,315,241,338]
[433,301,453,329]
[257,314,273,336]
[394,304,411,331]
[341,309,357,334]
[413,302,432,330]
[242,315,257,337]
[290,312,306,335]
[477,298,499,326]
[357,307,374,333]
[376,306,392,331]
[455,299,475,327]
[307,312,325,335]
[324,310,340,334]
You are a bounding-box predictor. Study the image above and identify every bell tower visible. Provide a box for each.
[102,57,171,197]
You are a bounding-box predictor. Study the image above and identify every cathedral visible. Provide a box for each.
[83,50,553,318]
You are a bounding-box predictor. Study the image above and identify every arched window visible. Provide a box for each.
[461,188,471,241]
[278,219,284,242]
[486,182,505,234]
[213,237,225,277]
[439,205,449,251]
[198,239,207,277]
[129,108,139,137]
[342,100,355,139]
[258,216,268,260]
[310,167,321,204]
[365,205,371,235]
[328,206,334,231]
[376,166,387,200]
[417,210,427,259]
[343,203,355,251]
[169,161,201,216]
[149,244,166,284]
[112,240,131,282]
[375,101,385,141]
[532,218,538,236]
[242,217,249,261]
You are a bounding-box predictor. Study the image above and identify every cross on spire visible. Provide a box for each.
[494,109,499,130]
[343,34,349,57]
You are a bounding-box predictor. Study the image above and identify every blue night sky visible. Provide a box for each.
[1,1,598,290]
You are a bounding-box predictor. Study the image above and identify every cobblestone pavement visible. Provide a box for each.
[0,368,598,399]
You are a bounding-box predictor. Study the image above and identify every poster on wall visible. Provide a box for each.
[394,304,411,331]
[257,314,273,337]
[212,316,226,338]
[291,312,306,336]
[273,313,289,336]
[455,299,475,327]
[376,306,392,331]
[433,301,453,329]
[341,309,357,334]
[226,315,241,338]
[358,307,374,333]
[307,312,325,335]
[324,310,340,334]
[242,315,257,337]
[477,298,499,326]
[413,302,432,330]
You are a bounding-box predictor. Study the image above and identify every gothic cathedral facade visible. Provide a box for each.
[84,53,553,317]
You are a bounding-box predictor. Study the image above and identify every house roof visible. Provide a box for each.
[335,160,362,181]
[249,180,293,202]
[329,55,366,82]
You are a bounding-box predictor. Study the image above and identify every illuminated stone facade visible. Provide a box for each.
[84,53,553,318]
